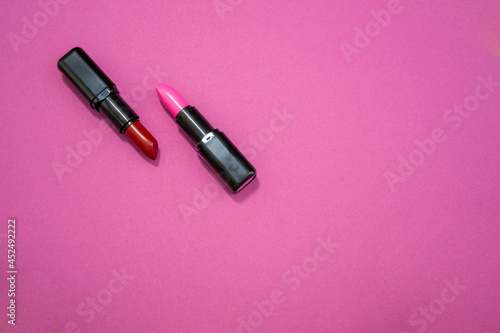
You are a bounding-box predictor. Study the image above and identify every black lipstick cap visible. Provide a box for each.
[57,47,139,133]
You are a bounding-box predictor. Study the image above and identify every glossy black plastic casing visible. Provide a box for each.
[176,106,256,192]
[57,47,138,133]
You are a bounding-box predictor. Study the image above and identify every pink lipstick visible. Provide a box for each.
[156,84,256,192]
[57,47,158,160]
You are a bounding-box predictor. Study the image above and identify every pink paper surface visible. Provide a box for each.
[1,0,500,332]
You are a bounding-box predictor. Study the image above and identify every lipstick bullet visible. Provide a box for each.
[156,83,256,193]
[57,47,158,160]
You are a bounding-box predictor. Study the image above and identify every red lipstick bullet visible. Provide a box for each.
[124,122,158,160]
[57,47,158,160]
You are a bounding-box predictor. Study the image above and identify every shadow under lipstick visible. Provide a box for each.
[57,47,158,160]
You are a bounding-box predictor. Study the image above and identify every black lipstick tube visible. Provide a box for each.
[176,106,256,192]
[57,47,138,133]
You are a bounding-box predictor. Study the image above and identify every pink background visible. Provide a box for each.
[1,0,500,332]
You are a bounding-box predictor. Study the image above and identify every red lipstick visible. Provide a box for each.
[57,47,158,160]
[124,122,158,160]
[156,84,256,193]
